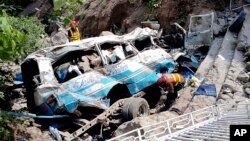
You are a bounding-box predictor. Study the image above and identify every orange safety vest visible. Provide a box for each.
[69,27,80,41]
[162,73,184,86]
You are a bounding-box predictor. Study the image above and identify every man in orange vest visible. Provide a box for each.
[155,67,185,112]
[68,20,81,42]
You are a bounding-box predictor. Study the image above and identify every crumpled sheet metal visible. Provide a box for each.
[185,13,214,50]
[24,27,158,63]
[24,27,176,115]
[35,70,119,114]
[34,57,176,115]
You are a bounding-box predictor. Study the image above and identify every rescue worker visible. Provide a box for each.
[68,20,81,42]
[155,67,185,112]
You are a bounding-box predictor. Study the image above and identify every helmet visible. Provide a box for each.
[71,20,78,26]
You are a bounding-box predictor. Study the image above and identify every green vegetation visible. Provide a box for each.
[0,111,32,141]
[51,0,86,25]
[9,16,47,55]
[0,111,13,141]
[0,11,27,61]
[144,0,162,10]
[176,14,186,26]
[0,11,46,61]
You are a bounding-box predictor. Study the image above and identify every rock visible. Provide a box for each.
[216,99,225,105]
[246,62,250,72]
[141,21,161,30]
[49,29,69,46]
[234,91,245,97]
[11,98,27,111]
[245,49,250,58]
[218,94,233,100]
[185,95,216,113]
[227,93,234,98]
[233,95,247,103]
[226,99,236,106]
[238,99,250,105]
[218,18,227,26]
[99,31,114,36]
[213,23,222,36]
[19,0,52,18]
[222,84,237,93]
[237,71,249,83]
[222,88,232,94]
[114,111,178,137]
[11,88,25,98]
[237,42,246,51]
[27,126,54,141]
[78,0,144,35]
[243,82,250,89]
[244,88,250,95]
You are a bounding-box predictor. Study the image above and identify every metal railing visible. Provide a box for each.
[108,104,250,141]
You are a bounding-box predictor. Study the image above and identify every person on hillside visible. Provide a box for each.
[155,67,186,112]
[68,20,81,42]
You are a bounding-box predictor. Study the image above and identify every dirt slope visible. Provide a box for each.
[77,0,229,36]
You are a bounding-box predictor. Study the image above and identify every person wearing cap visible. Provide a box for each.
[155,67,185,112]
[68,20,81,42]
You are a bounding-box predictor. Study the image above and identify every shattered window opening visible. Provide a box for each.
[99,42,137,65]
[52,49,103,83]
[134,37,154,52]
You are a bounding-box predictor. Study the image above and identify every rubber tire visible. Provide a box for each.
[229,10,246,32]
[122,98,149,122]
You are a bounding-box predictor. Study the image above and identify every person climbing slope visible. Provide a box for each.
[68,20,81,42]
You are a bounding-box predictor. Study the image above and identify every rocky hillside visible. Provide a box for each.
[19,0,229,36]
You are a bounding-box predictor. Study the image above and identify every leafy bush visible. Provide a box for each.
[9,16,47,55]
[0,111,32,141]
[0,12,27,61]
[49,0,86,25]
[0,111,13,141]
[144,0,162,10]
[0,11,46,61]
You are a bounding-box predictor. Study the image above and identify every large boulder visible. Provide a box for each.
[237,71,249,83]
[244,88,250,95]
[19,0,52,18]
[49,28,69,46]
[78,0,144,36]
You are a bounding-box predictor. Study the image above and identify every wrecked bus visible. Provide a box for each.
[21,28,176,140]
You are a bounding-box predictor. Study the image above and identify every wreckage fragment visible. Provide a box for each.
[185,12,214,50]
[21,28,178,140]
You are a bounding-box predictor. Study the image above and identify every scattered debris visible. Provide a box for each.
[194,84,217,97]
[185,12,214,50]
